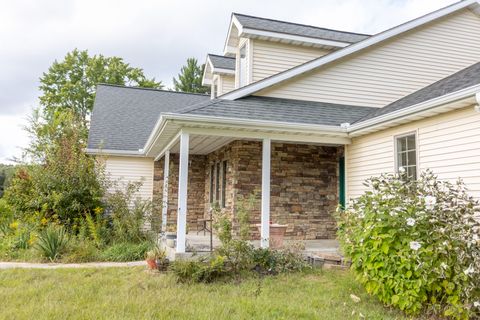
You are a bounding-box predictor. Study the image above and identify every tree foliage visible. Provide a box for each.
[39,49,162,131]
[173,58,209,94]
[4,111,106,229]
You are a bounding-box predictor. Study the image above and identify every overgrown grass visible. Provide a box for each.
[0,267,406,319]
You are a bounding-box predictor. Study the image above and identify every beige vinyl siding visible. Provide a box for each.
[251,39,331,82]
[257,9,480,107]
[218,75,235,95]
[104,156,154,200]
[346,105,480,200]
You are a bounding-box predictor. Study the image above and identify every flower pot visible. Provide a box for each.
[166,239,176,248]
[256,224,288,249]
[146,258,157,270]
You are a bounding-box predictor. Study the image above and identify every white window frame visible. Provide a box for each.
[394,131,419,180]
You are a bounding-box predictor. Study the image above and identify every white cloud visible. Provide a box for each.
[0,0,457,163]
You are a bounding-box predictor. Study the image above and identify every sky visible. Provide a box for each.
[0,0,457,164]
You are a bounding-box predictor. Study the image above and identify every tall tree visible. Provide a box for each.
[173,58,209,94]
[39,49,162,127]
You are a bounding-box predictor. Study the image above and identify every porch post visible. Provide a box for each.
[261,138,271,248]
[176,132,189,253]
[161,150,170,233]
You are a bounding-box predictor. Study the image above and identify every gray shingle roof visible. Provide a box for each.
[87,85,209,151]
[233,13,370,44]
[177,96,376,126]
[208,54,235,70]
[358,61,480,123]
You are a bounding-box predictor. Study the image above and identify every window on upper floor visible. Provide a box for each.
[395,133,417,180]
[239,44,247,87]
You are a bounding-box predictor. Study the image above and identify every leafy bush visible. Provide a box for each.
[337,170,480,318]
[62,238,100,263]
[4,111,105,229]
[171,255,227,283]
[105,181,153,243]
[98,241,153,262]
[36,225,69,261]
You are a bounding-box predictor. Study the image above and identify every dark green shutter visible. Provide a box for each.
[339,156,345,209]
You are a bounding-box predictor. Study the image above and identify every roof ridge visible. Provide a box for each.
[242,95,375,109]
[97,83,210,97]
[208,53,235,60]
[174,98,222,114]
[232,12,371,37]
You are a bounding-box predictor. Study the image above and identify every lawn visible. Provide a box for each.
[0,267,406,320]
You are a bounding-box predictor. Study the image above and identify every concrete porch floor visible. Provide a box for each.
[162,231,341,260]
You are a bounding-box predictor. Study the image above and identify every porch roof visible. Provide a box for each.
[176,96,376,126]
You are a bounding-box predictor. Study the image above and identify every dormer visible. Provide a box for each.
[223,13,370,89]
[202,54,236,98]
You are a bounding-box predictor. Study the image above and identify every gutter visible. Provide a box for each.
[348,84,480,135]
[85,148,146,157]
[142,112,347,156]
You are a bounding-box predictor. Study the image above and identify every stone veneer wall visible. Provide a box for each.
[153,154,206,231]
[153,140,340,240]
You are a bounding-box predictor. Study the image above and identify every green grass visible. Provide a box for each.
[0,267,406,320]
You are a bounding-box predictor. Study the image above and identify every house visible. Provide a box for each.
[87,0,480,255]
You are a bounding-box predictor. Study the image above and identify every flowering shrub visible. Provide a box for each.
[337,170,480,318]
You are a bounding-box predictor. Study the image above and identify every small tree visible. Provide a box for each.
[173,58,209,94]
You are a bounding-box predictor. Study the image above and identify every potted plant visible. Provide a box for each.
[165,225,176,248]
[145,246,168,270]
[256,221,288,249]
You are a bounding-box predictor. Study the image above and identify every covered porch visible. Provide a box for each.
[144,114,350,258]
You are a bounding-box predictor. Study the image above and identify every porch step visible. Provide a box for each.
[305,252,351,270]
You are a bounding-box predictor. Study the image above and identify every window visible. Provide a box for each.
[221,161,227,208]
[215,162,221,202]
[238,45,247,87]
[209,165,215,203]
[396,133,417,179]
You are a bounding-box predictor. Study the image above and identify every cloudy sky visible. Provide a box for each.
[0,0,456,163]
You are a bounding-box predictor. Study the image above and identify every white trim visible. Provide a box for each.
[348,84,480,136]
[163,113,346,134]
[155,131,182,161]
[182,127,350,145]
[85,148,146,156]
[212,67,235,75]
[393,131,418,179]
[176,132,189,253]
[261,138,271,248]
[221,0,479,100]
[161,150,170,233]
[241,28,351,48]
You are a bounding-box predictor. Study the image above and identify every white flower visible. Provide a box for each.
[440,262,448,270]
[406,218,416,226]
[424,195,437,210]
[398,167,406,174]
[474,301,480,308]
[409,241,421,251]
[464,265,475,275]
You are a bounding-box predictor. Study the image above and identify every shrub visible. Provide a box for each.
[62,238,99,263]
[98,241,153,262]
[105,181,153,243]
[36,225,69,261]
[337,170,480,318]
[171,255,227,283]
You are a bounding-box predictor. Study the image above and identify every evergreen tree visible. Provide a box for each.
[173,58,209,94]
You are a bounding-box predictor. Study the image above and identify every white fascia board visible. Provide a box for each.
[212,67,235,75]
[349,84,480,136]
[241,28,351,48]
[222,0,478,100]
[162,112,346,135]
[85,148,146,157]
[201,56,214,86]
[223,15,243,55]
